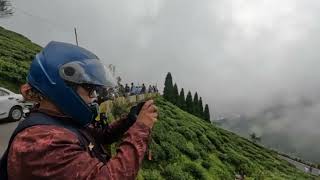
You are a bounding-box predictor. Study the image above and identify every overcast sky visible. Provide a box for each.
[2,1,320,155]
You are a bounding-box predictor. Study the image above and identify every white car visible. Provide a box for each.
[0,87,25,121]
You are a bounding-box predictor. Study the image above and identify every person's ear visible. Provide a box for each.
[20,83,43,102]
[20,83,32,101]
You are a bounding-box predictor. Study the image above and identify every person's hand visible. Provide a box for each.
[128,101,145,123]
[136,100,158,129]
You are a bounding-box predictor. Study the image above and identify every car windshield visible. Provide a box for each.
[0,89,9,96]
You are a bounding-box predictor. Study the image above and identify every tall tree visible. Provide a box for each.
[204,104,210,122]
[250,132,261,143]
[199,97,204,118]
[185,91,193,114]
[163,72,173,101]
[178,88,186,110]
[0,0,13,17]
[172,83,179,105]
[193,92,199,116]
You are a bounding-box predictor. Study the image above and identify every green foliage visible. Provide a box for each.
[201,160,211,169]
[0,26,41,91]
[172,83,179,105]
[182,163,207,180]
[176,126,196,140]
[149,141,166,161]
[138,97,314,180]
[162,72,209,123]
[199,97,204,118]
[185,91,193,114]
[111,100,129,119]
[163,72,173,102]
[193,92,199,115]
[140,169,165,180]
[178,88,186,110]
[162,164,195,180]
[204,104,210,122]
[250,132,261,143]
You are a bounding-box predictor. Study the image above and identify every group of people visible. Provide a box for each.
[96,82,159,104]
[120,83,158,96]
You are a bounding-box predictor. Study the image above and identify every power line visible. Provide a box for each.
[6,6,80,44]
[12,6,74,33]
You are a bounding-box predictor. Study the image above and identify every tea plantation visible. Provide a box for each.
[0,26,41,92]
[137,97,315,179]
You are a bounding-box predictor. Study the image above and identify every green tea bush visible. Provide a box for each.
[141,170,165,180]
[182,163,207,180]
[201,160,211,169]
[160,141,180,161]
[180,146,200,160]
[176,127,196,140]
[162,164,194,180]
[150,142,166,161]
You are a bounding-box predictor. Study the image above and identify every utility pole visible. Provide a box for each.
[74,27,78,46]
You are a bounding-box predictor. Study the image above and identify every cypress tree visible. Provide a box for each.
[185,91,193,114]
[172,83,179,105]
[178,88,186,110]
[204,104,210,122]
[193,92,199,116]
[199,97,204,118]
[163,72,173,101]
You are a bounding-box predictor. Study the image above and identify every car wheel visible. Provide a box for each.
[9,106,23,121]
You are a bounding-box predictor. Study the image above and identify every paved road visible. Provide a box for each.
[279,155,320,176]
[0,120,19,156]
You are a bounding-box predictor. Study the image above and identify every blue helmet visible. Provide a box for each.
[27,41,116,126]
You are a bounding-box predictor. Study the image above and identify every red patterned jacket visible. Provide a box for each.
[7,110,151,180]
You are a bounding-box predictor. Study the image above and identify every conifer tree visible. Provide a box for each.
[193,92,199,116]
[185,91,193,114]
[199,97,204,118]
[163,72,173,101]
[204,104,210,122]
[172,83,179,105]
[178,88,186,110]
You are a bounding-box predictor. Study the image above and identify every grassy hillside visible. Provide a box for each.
[137,97,314,180]
[0,26,41,92]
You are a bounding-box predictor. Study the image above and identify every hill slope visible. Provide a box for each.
[138,97,314,179]
[0,26,41,92]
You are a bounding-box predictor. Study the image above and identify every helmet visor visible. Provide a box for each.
[59,59,116,88]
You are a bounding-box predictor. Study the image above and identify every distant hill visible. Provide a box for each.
[0,26,41,92]
[217,112,320,164]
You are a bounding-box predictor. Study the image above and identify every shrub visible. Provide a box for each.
[150,142,167,161]
[162,164,194,180]
[180,146,200,160]
[142,170,165,180]
[201,160,211,169]
[182,163,206,180]
[176,127,196,140]
[111,100,129,119]
[198,135,215,151]
[166,131,187,147]
[160,141,180,161]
